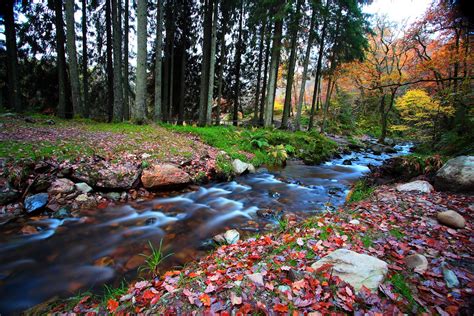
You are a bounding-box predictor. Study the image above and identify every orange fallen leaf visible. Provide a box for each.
[107,299,119,312]
[199,293,211,306]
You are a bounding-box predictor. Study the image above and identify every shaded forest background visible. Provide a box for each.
[0,0,472,151]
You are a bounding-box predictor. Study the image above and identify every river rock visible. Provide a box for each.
[371,144,383,155]
[435,156,474,192]
[24,193,49,213]
[48,178,75,195]
[342,159,352,165]
[0,187,20,205]
[73,161,140,190]
[396,180,434,193]
[141,164,191,189]
[256,208,280,219]
[75,182,93,193]
[246,273,264,287]
[437,210,465,229]
[232,159,255,175]
[213,234,226,244]
[404,254,428,273]
[224,229,240,244]
[311,249,388,292]
[349,219,360,225]
[442,266,460,288]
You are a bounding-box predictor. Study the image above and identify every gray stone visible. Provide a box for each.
[435,156,474,192]
[53,206,72,219]
[224,229,240,244]
[396,180,434,193]
[0,188,20,205]
[48,178,75,195]
[75,194,89,202]
[231,159,255,176]
[311,248,388,292]
[437,210,465,229]
[404,254,428,273]
[442,266,460,288]
[75,182,93,193]
[246,273,264,287]
[349,219,360,225]
[106,192,121,201]
[24,193,49,213]
[213,234,226,244]
[72,162,140,190]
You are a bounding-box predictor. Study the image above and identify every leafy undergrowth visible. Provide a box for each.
[163,125,339,166]
[49,186,473,315]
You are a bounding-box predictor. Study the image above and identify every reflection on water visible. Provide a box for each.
[0,143,411,314]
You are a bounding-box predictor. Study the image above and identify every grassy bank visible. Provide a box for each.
[163,124,339,167]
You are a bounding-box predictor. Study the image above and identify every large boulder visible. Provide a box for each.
[311,249,388,292]
[72,161,140,190]
[396,180,434,193]
[141,164,191,189]
[224,229,240,244]
[435,156,474,192]
[437,210,466,229]
[232,159,255,175]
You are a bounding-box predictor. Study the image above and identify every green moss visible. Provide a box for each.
[347,180,374,203]
[389,228,404,240]
[361,234,374,248]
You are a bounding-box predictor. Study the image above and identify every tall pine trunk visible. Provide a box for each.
[295,8,316,130]
[81,0,89,117]
[206,0,218,125]
[198,0,212,126]
[233,0,244,126]
[105,0,114,121]
[55,0,68,118]
[154,0,164,122]
[123,0,130,120]
[65,0,82,116]
[112,0,123,121]
[134,0,147,123]
[215,9,227,126]
[281,0,302,129]
[264,15,283,127]
[178,40,186,125]
[253,21,265,123]
[308,16,327,131]
[4,0,21,112]
[259,24,271,125]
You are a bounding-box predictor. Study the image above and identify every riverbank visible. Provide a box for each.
[41,177,473,315]
[1,114,372,225]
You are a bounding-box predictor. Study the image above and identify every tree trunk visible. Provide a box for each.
[263,13,283,127]
[281,0,302,129]
[112,0,124,121]
[4,0,21,112]
[198,0,212,126]
[81,0,89,118]
[123,0,130,120]
[55,0,68,118]
[65,0,83,117]
[215,9,227,126]
[259,24,271,126]
[154,0,164,122]
[232,0,244,126]
[206,0,218,125]
[321,76,335,133]
[295,8,316,130]
[134,0,147,123]
[106,0,114,121]
[308,15,327,131]
[253,21,266,123]
[178,40,186,125]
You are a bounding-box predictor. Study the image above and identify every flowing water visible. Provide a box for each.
[0,144,411,314]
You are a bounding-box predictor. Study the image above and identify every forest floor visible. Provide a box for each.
[42,182,473,315]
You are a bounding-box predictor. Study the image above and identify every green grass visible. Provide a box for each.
[138,240,173,278]
[361,234,374,248]
[102,280,128,304]
[347,180,374,203]
[390,273,420,311]
[0,140,94,162]
[389,228,404,240]
[163,124,338,167]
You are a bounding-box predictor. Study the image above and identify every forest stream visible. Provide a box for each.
[0,144,411,314]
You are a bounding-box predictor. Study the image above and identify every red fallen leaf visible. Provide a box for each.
[315,263,333,273]
[274,303,289,312]
[97,201,109,209]
[345,286,353,297]
[142,289,156,300]
[107,299,119,312]
[188,272,199,278]
[199,294,211,307]
[264,235,273,244]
